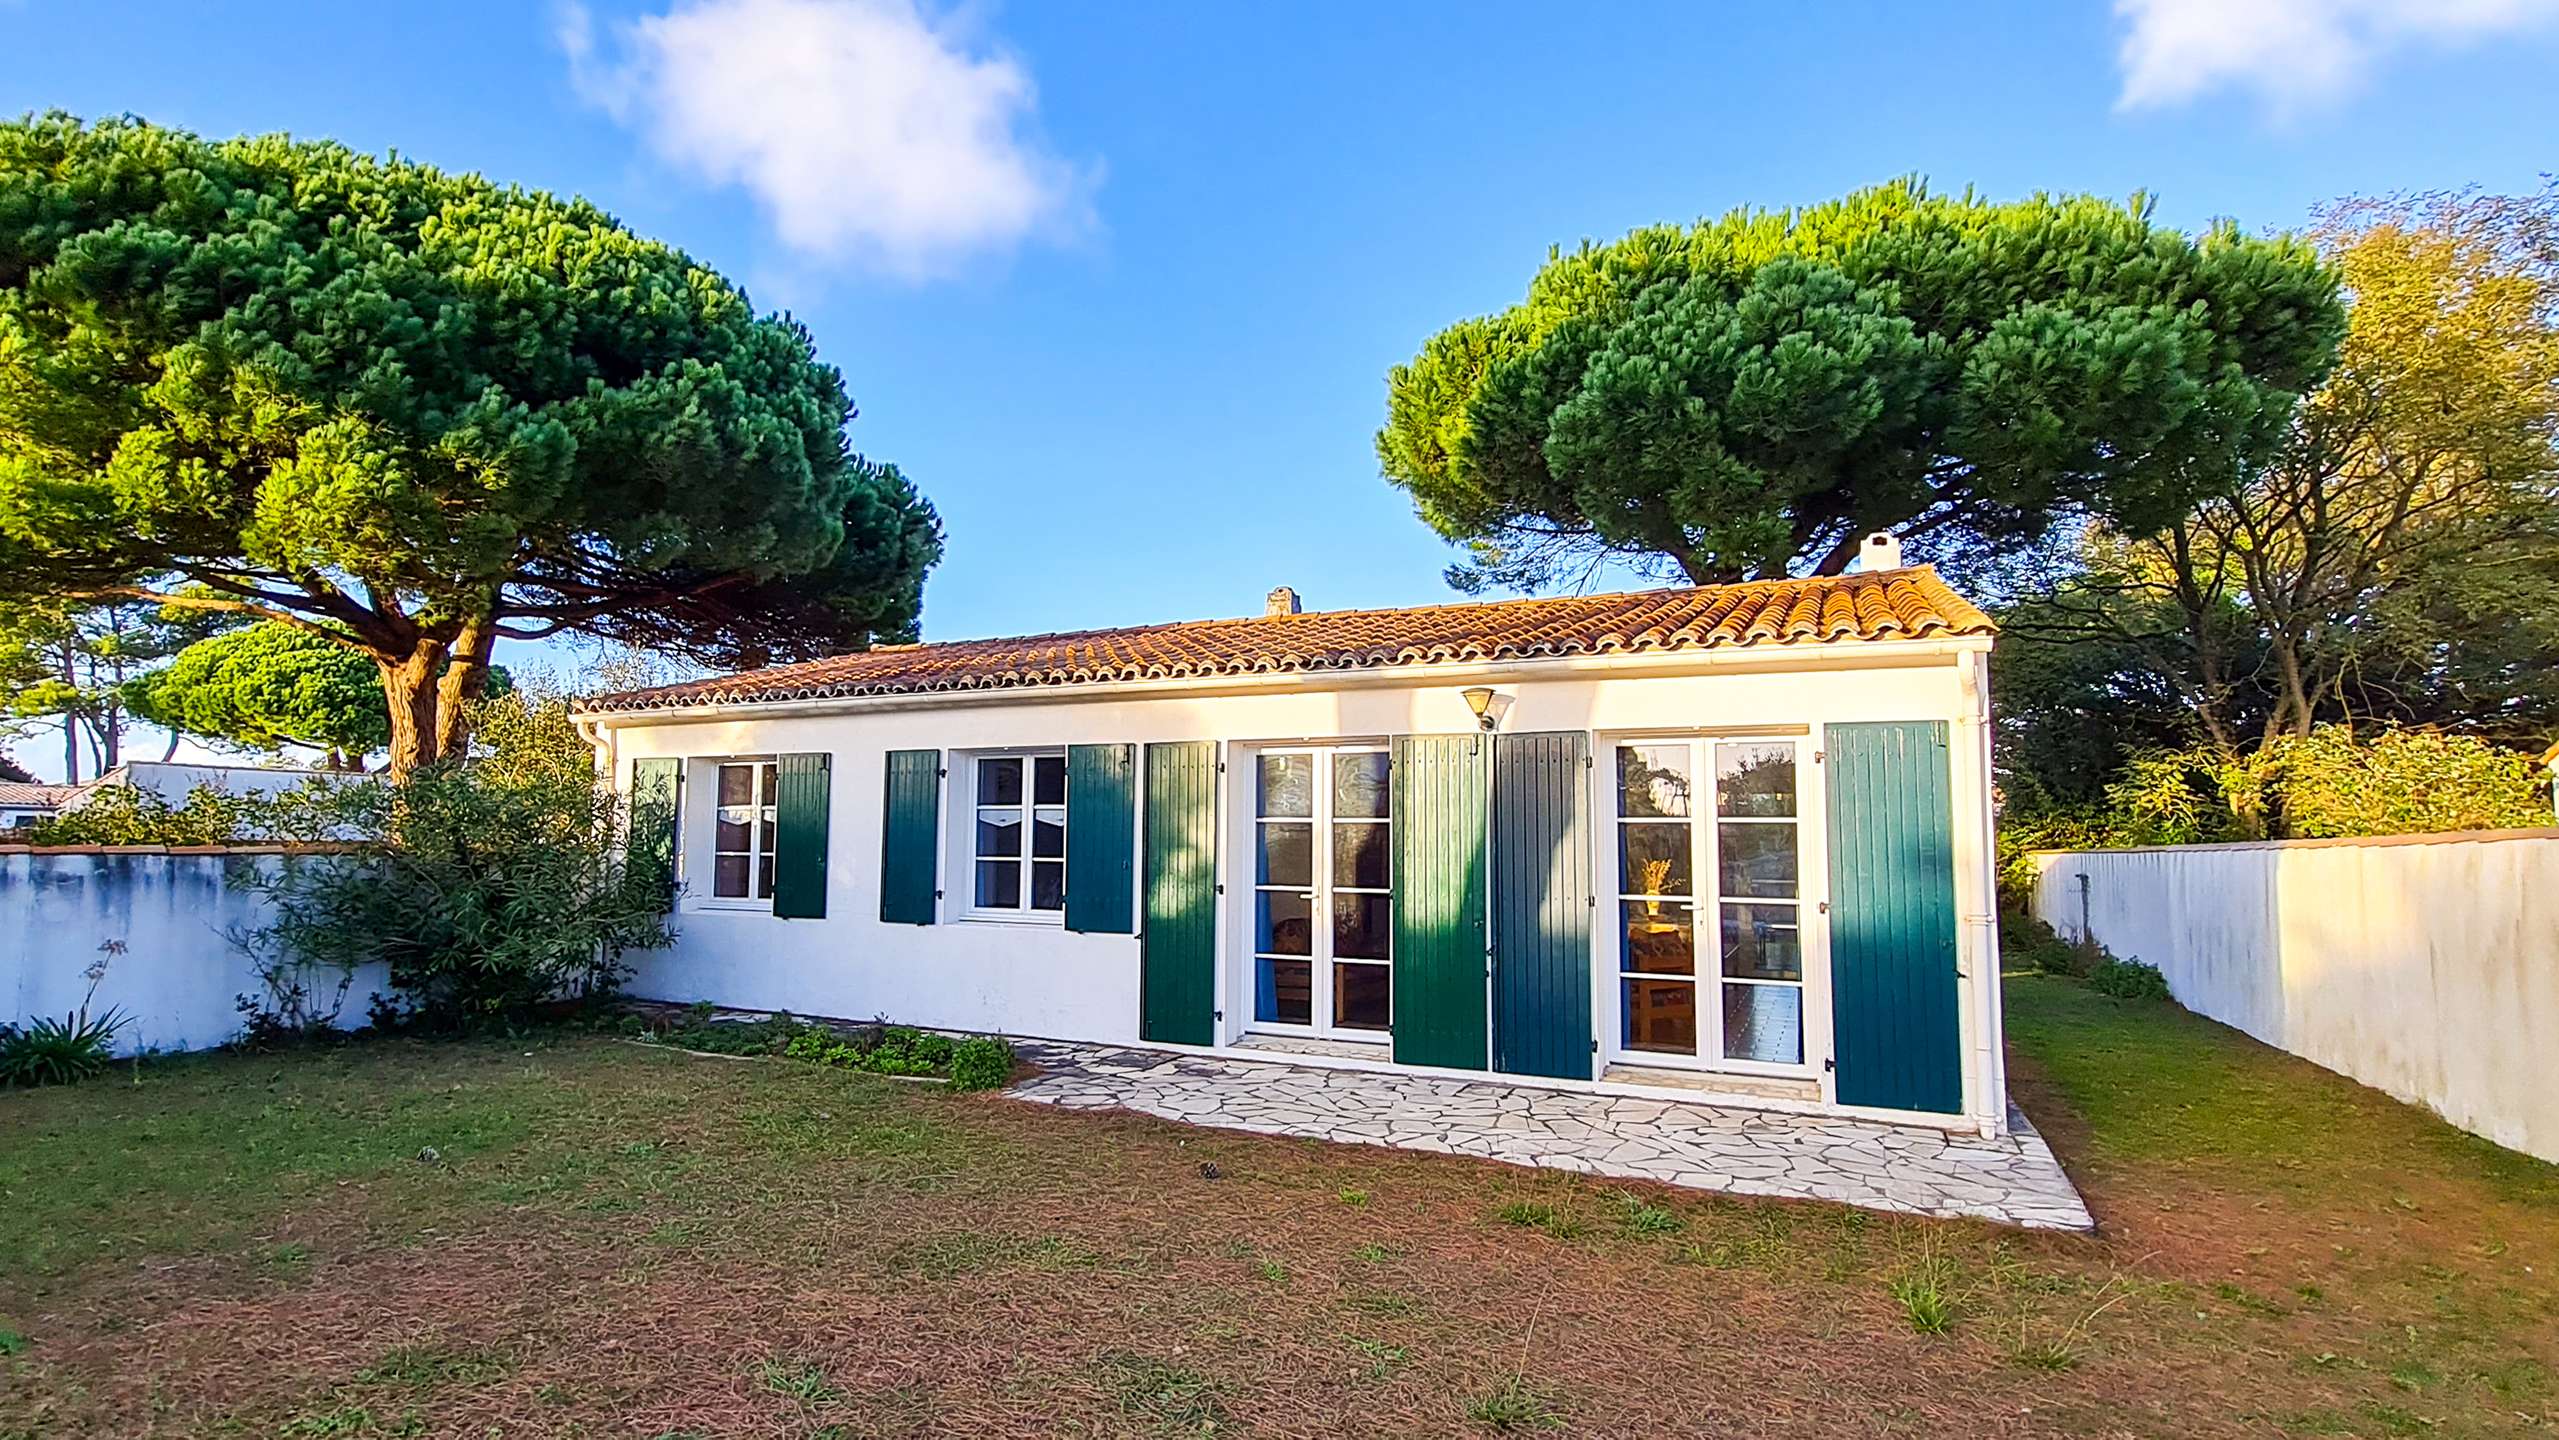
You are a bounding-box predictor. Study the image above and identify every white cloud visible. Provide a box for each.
[561,0,1093,280]
[2114,0,2559,114]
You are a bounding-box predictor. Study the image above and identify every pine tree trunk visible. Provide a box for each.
[432,619,498,762]
[378,641,449,782]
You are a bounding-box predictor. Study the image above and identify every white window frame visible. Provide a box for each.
[957,749,1069,926]
[701,755,779,911]
[1602,733,1825,1079]
[1246,743,1393,1043]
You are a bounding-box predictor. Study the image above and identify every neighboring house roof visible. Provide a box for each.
[0,782,85,810]
[584,566,1994,717]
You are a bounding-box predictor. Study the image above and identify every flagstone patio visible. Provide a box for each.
[1008,1040,2094,1232]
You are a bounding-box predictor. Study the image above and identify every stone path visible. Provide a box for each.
[1009,1041,2094,1232]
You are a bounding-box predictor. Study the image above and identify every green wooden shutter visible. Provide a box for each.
[771,752,831,920]
[629,757,683,912]
[1825,721,1963,1114]
[1066,743,1137,934]
[1391,733,1490,1071]
[880,749,941,925]
[1141,741,1217,1044]
[1491,731,1592,1080]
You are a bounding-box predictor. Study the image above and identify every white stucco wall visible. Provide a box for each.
[76,761,335,806]
[592,641,2006,1129]
[2029,831,2559,1163]
[1,849,390,1055]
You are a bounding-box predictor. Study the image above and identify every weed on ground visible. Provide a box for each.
[0,979,2552,1436]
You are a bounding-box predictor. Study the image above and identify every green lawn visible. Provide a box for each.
[2,979,2553,1437]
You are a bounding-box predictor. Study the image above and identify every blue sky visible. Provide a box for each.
[8,0,2559,778]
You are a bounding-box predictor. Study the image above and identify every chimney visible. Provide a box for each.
[1265,585,1302,616]
[1859,532,1903,571]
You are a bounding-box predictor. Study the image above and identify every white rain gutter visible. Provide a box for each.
[576,635,1994,729]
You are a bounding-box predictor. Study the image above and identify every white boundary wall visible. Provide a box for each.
[1,848,389,1055]
[2029,830,2559,1163]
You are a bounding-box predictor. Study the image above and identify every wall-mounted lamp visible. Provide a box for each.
[1461,686,1500,732]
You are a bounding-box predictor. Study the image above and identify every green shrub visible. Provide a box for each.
[3,942,133,1087]
[246,759,671,1030]
[0,1007,128,1088]
[647,1010,1012,1089]
[2273,726,2548,839]
[26,777,352,846]
[2000,726,2549,873]
[2088,956,2173,1001]
[1999,909,2097,978]
[948,1036,1015,1091]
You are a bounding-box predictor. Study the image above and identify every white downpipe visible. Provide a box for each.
[1480,725,1496,1071]
[1957,649,2006,1137]
[574,713,618,788]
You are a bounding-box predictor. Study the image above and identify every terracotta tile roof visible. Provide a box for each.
[0,782,84,809]
[582,566,1994,715]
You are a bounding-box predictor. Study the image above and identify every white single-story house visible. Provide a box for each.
[576,543,2011,1136]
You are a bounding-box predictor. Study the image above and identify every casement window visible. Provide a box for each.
[712,759,781,901]
[686,753,829,918]
[1614,738,1807,1068]
[1251,745,1393,1037]
[887,746,1133,932]
[969,752,1068,918]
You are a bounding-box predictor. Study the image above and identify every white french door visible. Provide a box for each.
[1249,745,1393,1040]
[1611,736,1816,1074]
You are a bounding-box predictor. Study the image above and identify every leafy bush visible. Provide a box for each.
[2,941,133,1087]
[26,778,351,846]
[2088,956,2174,1001]
[2002,727,2549,878]
[244,756,670,1031]
[2273,726,2548,838]
[0,1007,128,1087]
[2000,726,2550,916]
[1994,806,2117,908]
[947,1037,1015,1091]
[644,1009,1015,1088]
[1998,909,2098,978]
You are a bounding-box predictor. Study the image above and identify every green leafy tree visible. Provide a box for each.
[2038,185,2559,755]
[1991,583,2252,810]
[124,621,510,770]
[245,759,671,1028]
[0,596,231,780]
[1378,180,2344,591]
[0,114,941,779]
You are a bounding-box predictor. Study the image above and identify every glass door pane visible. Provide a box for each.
[1710,740,1803,1066]
[1254,752,1316,1025]
[1326,750,1392,1036]
[1253,747,1392,1038]
[1616,743,1700,1057]
[1620,898,1696,1053]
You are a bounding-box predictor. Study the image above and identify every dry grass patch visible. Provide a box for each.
[0,978,2551,1436]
